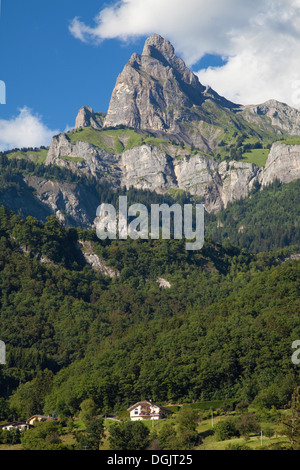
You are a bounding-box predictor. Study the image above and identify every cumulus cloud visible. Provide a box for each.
[0,107,59,152]
[69,0,300,108]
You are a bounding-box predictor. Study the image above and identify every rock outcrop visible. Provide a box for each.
[22,175,103,227]
[77,241,119,277]
[260,142,300,186]
[45,128,300,213]
[75,106,105,130]
[120,145,176,193]
[240,100,300,136]
[46,133,122,185]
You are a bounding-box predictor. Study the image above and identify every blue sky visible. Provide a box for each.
[0,0,299,150]
[0,1,147,132]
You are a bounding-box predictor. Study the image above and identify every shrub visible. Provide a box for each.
[214,418,240,441]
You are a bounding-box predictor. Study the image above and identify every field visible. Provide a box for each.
[66,127,173,154]
[241,148,269,167]
[0,402,292,451]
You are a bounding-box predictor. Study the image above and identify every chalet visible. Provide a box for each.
[127,400,168,421]
[1,421,31,432]
[27,415,56,426]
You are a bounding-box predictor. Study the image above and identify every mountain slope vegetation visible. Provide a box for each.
[0,206,298,420]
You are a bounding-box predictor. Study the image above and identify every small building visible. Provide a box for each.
[127,400,167,421]
[1,421,31,432]
[27,415,55,426]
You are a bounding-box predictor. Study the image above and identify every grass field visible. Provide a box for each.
[241,148,269,167]
[60,155,85,163]
[281,138,300,145]
[66,127,174,155]
[0,404,292,451]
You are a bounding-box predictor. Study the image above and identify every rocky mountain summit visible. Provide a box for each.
[103,34,209,133]
[102,34,300,146]
[44,34,300,214]
[3,34,300,224]
[239,100,300,136]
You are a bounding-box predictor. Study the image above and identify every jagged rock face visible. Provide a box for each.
[239,100,300,135]
[114,144,260,212]
[75,106,94,128]
[103,33,300,148]
[218,161,260,208]
[118,146,262,212]
[45,129,300,213]
[75,106,105,130]
[260,142,300,186]
[120,145,176,192]
[103,34,212,137]
[46,133,122,185]
[23,175,102,227]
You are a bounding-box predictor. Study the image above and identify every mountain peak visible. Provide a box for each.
[103,33,208,134]
[142,34,175,60]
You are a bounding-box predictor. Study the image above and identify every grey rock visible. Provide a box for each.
[75,105,105,130]
[77,241,119,277]
[260,142,300,186]
[239,99,300,135]
[120,145,176,192]
[46,133,122,184]
[156,277,171,288]
[103,34,235,150]
[44,134,300,214]
[22,175,101,227]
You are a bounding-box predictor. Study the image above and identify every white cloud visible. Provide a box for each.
[69,0,300,108]
[0,107,59,152]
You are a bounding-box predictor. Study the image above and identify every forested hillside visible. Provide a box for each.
[0,206,299,421]
[206,179,300,252]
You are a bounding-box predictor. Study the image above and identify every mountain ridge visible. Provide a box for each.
[1,33,300,221]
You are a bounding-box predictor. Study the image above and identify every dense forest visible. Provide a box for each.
[206,179,300,252]
[0,152,299,438]
[0,204,299,422]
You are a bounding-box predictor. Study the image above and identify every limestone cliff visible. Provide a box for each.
[46,133,122,185]
[260,142,300,186]
[45,130,300,213]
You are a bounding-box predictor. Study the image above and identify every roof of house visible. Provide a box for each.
[1,421,28,428]
[27,415,54,421]
[127,400,164,412]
